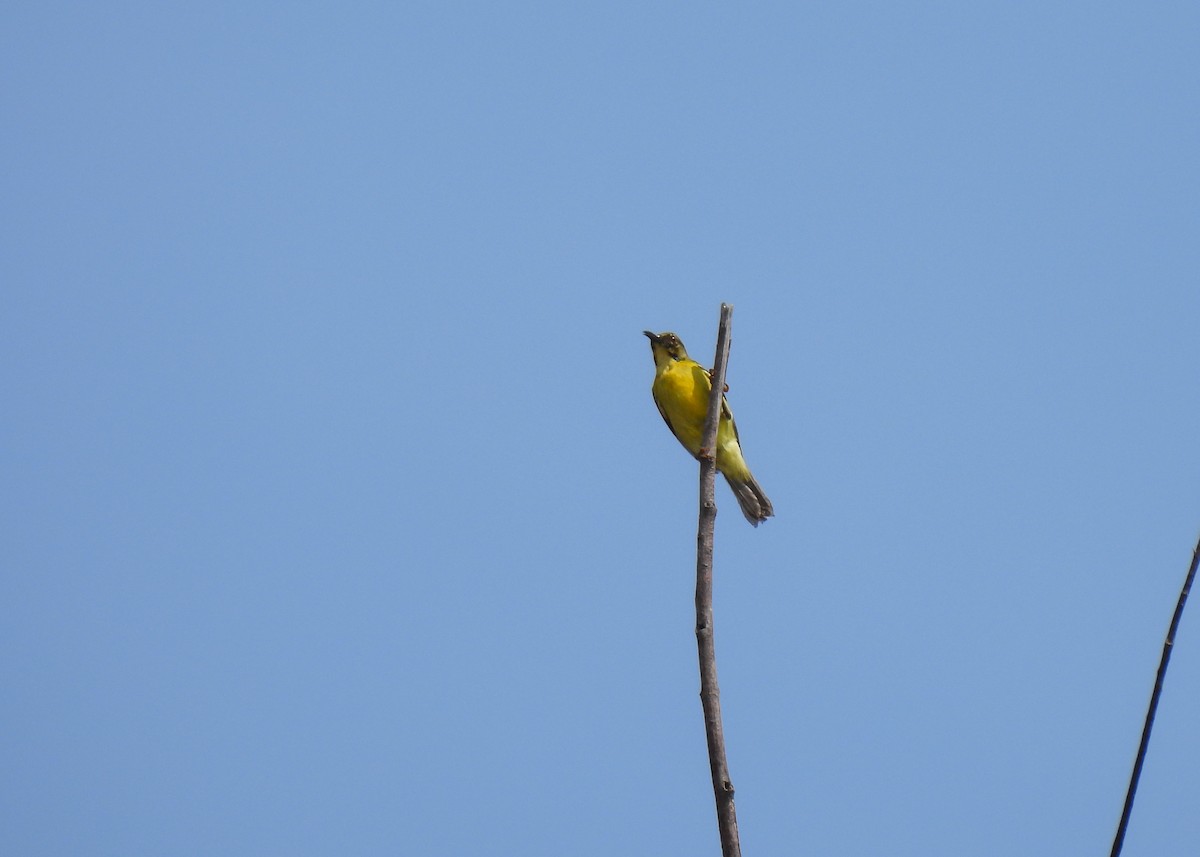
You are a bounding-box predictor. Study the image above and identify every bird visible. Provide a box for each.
[643,330,773,526]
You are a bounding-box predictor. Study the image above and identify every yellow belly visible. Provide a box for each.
[652,361,751,481]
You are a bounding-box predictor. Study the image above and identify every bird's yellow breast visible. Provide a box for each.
[652,359,712,455]
[650,359,750,483]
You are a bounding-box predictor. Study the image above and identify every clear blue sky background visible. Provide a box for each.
[4,3,1198,855]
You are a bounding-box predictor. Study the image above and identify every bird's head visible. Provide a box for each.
[643,330,689,366]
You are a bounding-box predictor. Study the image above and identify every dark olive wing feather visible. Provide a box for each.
[721,394,740,445]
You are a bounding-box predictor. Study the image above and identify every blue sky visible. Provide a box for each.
[4,2,1198,854]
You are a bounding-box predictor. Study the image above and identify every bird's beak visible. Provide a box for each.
[643,330,661,343]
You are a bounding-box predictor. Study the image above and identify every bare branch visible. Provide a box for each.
[1110,532,1200,856]
[696,303,741,857]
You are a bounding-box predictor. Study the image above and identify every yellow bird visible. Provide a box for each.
[643,330,774,526]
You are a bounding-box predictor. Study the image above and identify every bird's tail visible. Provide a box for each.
[724,473,774,527]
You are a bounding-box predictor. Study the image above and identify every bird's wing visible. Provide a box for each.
[699,362,742,446]
[696,362,739,444]
[722,394,741,445]
[683,361,743,447]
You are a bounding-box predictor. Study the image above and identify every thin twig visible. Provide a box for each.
[1109,532,1200,857]
[696,303,741,857]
